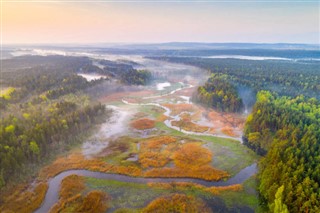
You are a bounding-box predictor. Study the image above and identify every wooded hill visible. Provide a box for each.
[194,74,243,112]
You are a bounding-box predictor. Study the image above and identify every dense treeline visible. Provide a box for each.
[96,45,320,58]
[0,56,106,109]
[0,102,107,188]
[243,91,320,212]
[151,57,320,99]
[0,56,112,189]
[0,72,103,110]
[194,74,243,112]
[120,69,152,85]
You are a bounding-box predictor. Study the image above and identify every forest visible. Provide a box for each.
[81,60,152,85]
[151,57,320,99]
[243,91,320,212]
[0,56,114,189]
[193,74,243,112]
[120,69,152,85]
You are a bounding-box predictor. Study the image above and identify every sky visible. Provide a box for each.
[1,0,320,44]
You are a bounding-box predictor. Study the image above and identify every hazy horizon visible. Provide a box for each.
[2,1,319,45]
[2,41,320,46]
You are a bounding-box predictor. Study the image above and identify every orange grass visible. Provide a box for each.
[172,119,209,133]
[144,166,229,181]
[173,143,212,169]
[142,193,212,213]
[39,154,142,180]
[139,151,171,168]
[141,136,177,150]
[144,143,229,181]
[59,175,85,200]
[131,118,156,130]
[76,190,109,213]
[156,114,169,122]
[38,150,227,182]
[50,175,109,213]
[162,103,195,116]
[221,126,237,137]
[147,182,243,195]
[139,136,177,168]
[0,182,48,213]
[51,190,109,213]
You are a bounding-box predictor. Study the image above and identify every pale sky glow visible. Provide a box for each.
[2,1,320,44]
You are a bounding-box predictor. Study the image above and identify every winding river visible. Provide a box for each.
[35,163,257,213]
[36,60,250,212]
[122,99,243,143]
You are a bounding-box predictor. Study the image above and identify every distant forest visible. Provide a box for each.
[151,57,320,99]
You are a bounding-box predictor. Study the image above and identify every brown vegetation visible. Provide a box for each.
[156,114,169,122]
[59,175,85,200]
[144,166,228,181]
[142,194,212,213]
[130,118,155,130]
[51,191,109,213]
[133,112,148,119]
[50,175,109,213]
[141,136,177,150]
[172,119,209,133]
[38,138,227,182]
[139,151,170,168]
[98,138,131,157]
[190,110,202,121]
[207,110,245,137]
[76,191,109,213]
[173,143,212,169]
[147,182,243,195]
[221,126,237,137]
[0,182,48,213]
[100,90,154,103]
[139,136,177,168]
[162,103,195,116]
[39,154,142,180]
[144,143,229,181]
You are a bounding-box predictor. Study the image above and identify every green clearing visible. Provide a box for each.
[85,177,167,210]
[218,176,261,212]
[85,176,259,212]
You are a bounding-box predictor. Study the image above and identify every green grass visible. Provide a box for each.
[139,105,165,119]
[100,136,139,166]
[85,178,168,210]
[85,177,214,211]
[217,176,260,211]
[85,176,259,212]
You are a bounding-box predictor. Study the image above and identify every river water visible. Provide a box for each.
[35,163,257,213]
